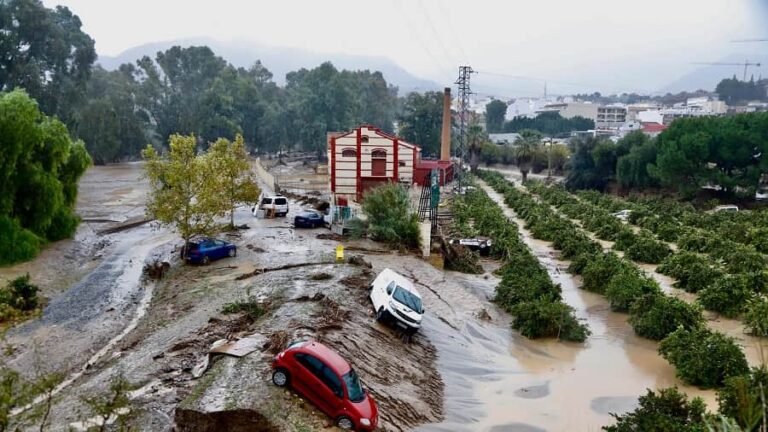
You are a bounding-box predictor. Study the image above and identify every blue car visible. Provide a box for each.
[183,238,237,264]
[294,210,325,228]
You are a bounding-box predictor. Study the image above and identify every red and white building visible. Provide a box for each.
[328,125,454,203]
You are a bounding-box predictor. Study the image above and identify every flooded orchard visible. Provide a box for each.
[0,162,736,431]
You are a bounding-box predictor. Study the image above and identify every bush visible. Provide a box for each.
[0,216,42,266]
[221,298,267,321]
[603,387,707,432]
[0,274,40,323]
[629,294,705,340]
[743,296,768,336]
[361,184,420,249]
[659,327,749,388]
[624,233,672,264]
[605,270,661,312]
[509,299,590,342]
[581,252,631,294]
[717,367,768,431]
[698,274,755,318]
[657,251,722,293]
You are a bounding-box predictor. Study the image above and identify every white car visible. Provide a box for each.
[611,209,632,221]
[254,195,289,217]
[713,205,738,213]
[369,268,424,334]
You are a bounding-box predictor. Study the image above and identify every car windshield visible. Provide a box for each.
[342,369,365,403]
[393,286,422,312]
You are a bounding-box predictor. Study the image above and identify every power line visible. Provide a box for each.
[475,69,648,94]
[392,0,453,83]
[427,0,470,64]
[416,0,459,68]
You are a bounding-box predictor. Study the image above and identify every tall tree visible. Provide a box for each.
[504,112,594,136]
[565,136,609,191]
[207,135,261,228]
[649,113,768,198]
[0,89,91,264]
[397,91,444,157]
[0,0,96,124]
[513,130,542,182]
[485,99,507,133]
[142,135,225,250]
[467,116,487,172]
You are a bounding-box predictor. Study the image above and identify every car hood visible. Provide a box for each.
[351,393,378,424]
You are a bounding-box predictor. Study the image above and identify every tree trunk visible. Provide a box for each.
[469,148,480,172]
[521,169,529,183]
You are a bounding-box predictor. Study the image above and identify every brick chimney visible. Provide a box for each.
[440,87,451,162]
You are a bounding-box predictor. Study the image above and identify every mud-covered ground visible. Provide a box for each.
[5,162,740,432]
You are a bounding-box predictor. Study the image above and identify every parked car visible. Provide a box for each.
[449,237,493,256]
[182,238,236,264]
[254,195,289,217]
[369,268,424,334]
[294,209,325,228]
[611,209,633,221]
[271,340,378,431]
[713,205,739,213]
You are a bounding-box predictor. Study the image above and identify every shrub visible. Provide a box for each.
[0,274,40,323]
[605,271,661,312]
[657,251,721,293]
[629,294,705,340]
[0,216,42,266]
[361,183,420,249]
[603,387,707,432]
[717,367,768,431]
[659,327,749,388]
[509,299,590,342]
[698,274,755,318]
[221,298,267,321]
[612,228,637,252]
[624,233,672,264]
[581,252,631,294]
[743,296,768,336]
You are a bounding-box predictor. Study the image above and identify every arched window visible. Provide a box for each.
[371,149,387,159]
[361,135,369,143]
[341,148,357,158]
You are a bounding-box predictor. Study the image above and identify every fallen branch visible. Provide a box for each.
[97,218,153,235]
[235,262,333,280]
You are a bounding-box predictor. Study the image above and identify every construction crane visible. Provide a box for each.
[692,60,762,81]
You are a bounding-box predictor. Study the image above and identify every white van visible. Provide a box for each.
[369,268,424,334]
[254,195,289,217]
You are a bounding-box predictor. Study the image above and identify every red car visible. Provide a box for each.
[271,341,378,431]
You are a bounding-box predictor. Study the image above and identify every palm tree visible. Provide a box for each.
[467,119,487,172]
[513,129,542,182]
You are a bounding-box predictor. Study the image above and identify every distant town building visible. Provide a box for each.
[505,97,551,120]
[536,102,627,129]
[596,105,627,129]
[489,133,521,145]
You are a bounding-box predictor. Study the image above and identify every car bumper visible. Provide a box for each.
[388,307,422,330]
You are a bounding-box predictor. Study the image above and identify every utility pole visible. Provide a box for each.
[546,137,553,180]
[455,65,474,190]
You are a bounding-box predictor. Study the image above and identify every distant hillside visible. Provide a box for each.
[660,53,768,94]
[98,38,441,93]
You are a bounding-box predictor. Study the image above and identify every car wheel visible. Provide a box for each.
[376,307,387,323]
[201,255,210,265]
[336,416,354,430]
[228,248,236,257]
[272,368,289,387]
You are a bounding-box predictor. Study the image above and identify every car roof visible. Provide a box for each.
[300,341,351,375]
[379,268,420,298]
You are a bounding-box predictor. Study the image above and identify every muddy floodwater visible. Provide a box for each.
[2,162,753,432]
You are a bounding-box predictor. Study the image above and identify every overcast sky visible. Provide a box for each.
[43,0,768,95]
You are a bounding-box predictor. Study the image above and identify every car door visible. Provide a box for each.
[293,353,337,415]
[214,240,227,258]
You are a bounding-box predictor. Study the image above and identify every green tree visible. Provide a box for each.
[485,99,507,133]
[616,131,660,189]
[467,116,487,172]
[361,184,420,249]
[716,76,767,105]
[504,111,594,135]
[514,130,542,182]
[649,113,768,198]
[0,0,96,124]
[0,89,91,265]
[142,135,226,251]
[603,387,707,432]
[207,134,261,228]
[565,136,610,191]
[398,91,444,157]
